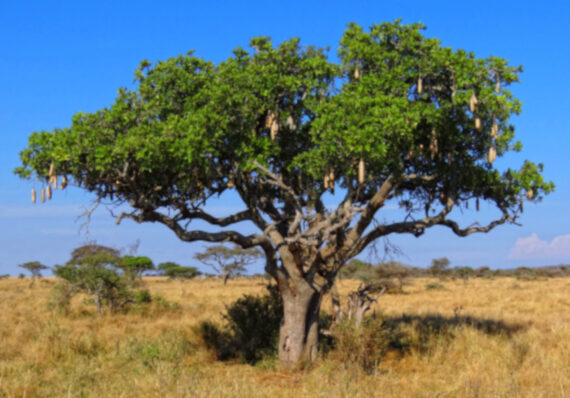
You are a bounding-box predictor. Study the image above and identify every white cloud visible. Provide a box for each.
[508,233,570,260]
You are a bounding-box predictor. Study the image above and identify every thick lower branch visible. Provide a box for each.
[349,210,513,258]
[118,209,267,248]
[178,208,253,227]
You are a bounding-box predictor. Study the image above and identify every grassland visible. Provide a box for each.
[0,276,568,397]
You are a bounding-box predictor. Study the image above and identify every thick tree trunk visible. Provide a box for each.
[278,281,322,367]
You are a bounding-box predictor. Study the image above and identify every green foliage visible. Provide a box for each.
[120,256,154,281]
[338,259,376,282]
[15,21,552,236]
[132,289,152,304]
[196,285,283,363]
[157,262,201,279]
[53,244,156,315]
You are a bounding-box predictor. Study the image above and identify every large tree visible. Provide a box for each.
[15,21,553,366]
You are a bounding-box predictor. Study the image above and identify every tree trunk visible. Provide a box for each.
[278,281,322,367]
[94,284,103,315]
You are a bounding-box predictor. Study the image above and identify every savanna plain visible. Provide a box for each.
[0,276,568,397]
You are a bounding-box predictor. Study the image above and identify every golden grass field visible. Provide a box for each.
[0,276,568,397]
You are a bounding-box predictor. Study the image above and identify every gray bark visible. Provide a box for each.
[278,280,322,367]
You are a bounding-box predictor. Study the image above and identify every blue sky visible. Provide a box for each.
[1,1,569,275]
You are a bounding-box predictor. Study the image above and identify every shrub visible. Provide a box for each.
[429,257,451,279]
[514,267,537,281]
[475,266,491,278]
[133,289,152,304]
[425,282,445,291]
[330,318,390,371]
[375,261,412,293]
[196,284,282,363]
[338,259,376,282]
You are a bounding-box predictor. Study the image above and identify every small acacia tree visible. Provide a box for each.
[194,244,262,284]
[53,244,130,314]
[157,262,201,279]
[16,21,553,366]
[429,257,451,278]
[19,261,49,287]
[120,255,154,284]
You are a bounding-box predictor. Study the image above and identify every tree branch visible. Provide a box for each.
[179,208,253,227]
[350,206,513,258]
[117,209,267,248]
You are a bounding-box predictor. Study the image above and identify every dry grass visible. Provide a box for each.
[0,276,568,397]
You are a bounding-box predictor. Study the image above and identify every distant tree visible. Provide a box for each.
[429,257,451,278]
[375,261,412,292]
[475,266,491,278]
[157,262,201,280]
[53,244,130,314]
[69,243,121,260]
[454,266,475,283]
[194,244,262,285]
[514,266,537,280]
[19,261,49,287]
[338,259,376,282]
[120,255,154,283]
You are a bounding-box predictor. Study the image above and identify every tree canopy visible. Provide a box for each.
[157,262,201,279]
[19,261,49,287]
[15,20,553,365]
[194,244,262,284]
[120,255,154,281]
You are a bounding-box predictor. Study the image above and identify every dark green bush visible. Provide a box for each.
[133,289,152,304]
[194,320,236,360]
[196,284,282,363]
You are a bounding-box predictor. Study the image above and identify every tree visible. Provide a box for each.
[375,261,413,292]
[53,244,130,314]
[157,262,201,279]
[454,266,475,283]
[120,255,154,283]
[194,244,262,284]
[19,261,49,287]
[15,21,554,366]
[429,257,451,278]
[337,259,376,282]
